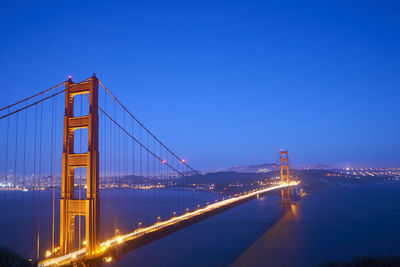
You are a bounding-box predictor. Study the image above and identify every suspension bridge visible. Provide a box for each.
[0,74,298,266]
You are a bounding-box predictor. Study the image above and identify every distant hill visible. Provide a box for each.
[201,171,274,185]
[222,163,279,173]
[181,169,389,194]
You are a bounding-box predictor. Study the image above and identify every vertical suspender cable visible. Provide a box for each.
[139,127,142,225]
[155,147,164,218]
[22,101,28,255]
[181,151,184,214]
[117,106,120,231]
[12,112,19,249]
[123,111,127,230]
[98,92,102,233]
[104,100,107,236]
[4,108,10,221]
[37,99,44,260]
[115,106,122,231]
[146,133,149,223]
[165,151,167,215]
[175,152,178,213]
[132,116,140,227]
[31,105,37,261]
[108,95,112,236]
[52,92,57,253]
[153,139,156,224]
[49,94,54,252]
[100,89,103,237]
[114,100,117,234]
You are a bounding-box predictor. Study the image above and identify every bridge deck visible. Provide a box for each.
[39,182,298,266]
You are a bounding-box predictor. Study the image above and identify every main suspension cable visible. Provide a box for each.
[0,82,66,112]
[0,89,66,120]
[97,80,210,182]
[99,105,186,177]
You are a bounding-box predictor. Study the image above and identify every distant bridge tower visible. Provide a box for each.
[60,75,100,255]
[280,150,290,203]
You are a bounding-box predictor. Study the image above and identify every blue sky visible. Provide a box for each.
[0,0,399,170]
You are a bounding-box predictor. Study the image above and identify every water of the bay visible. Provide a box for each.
[114,182,400,267]
[1,182,400,266]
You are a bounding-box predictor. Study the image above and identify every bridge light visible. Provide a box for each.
[173,211,176,216]
[45,250,51,257]
[162,160,166,164]
[71,255,76,259]
[186,208,189,212]
[157,216,161,221]
[82,240,87,246]
[138,222,142,228]
[68,75,72,80]
[117,237,123,244]
[181,159,185,163]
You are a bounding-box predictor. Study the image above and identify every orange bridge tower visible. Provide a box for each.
[60,75,100,255]
[280,150,291,203]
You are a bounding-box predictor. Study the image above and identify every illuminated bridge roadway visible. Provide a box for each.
[39,182,299,266]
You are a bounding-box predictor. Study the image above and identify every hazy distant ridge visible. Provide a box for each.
[223,163,279,173]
